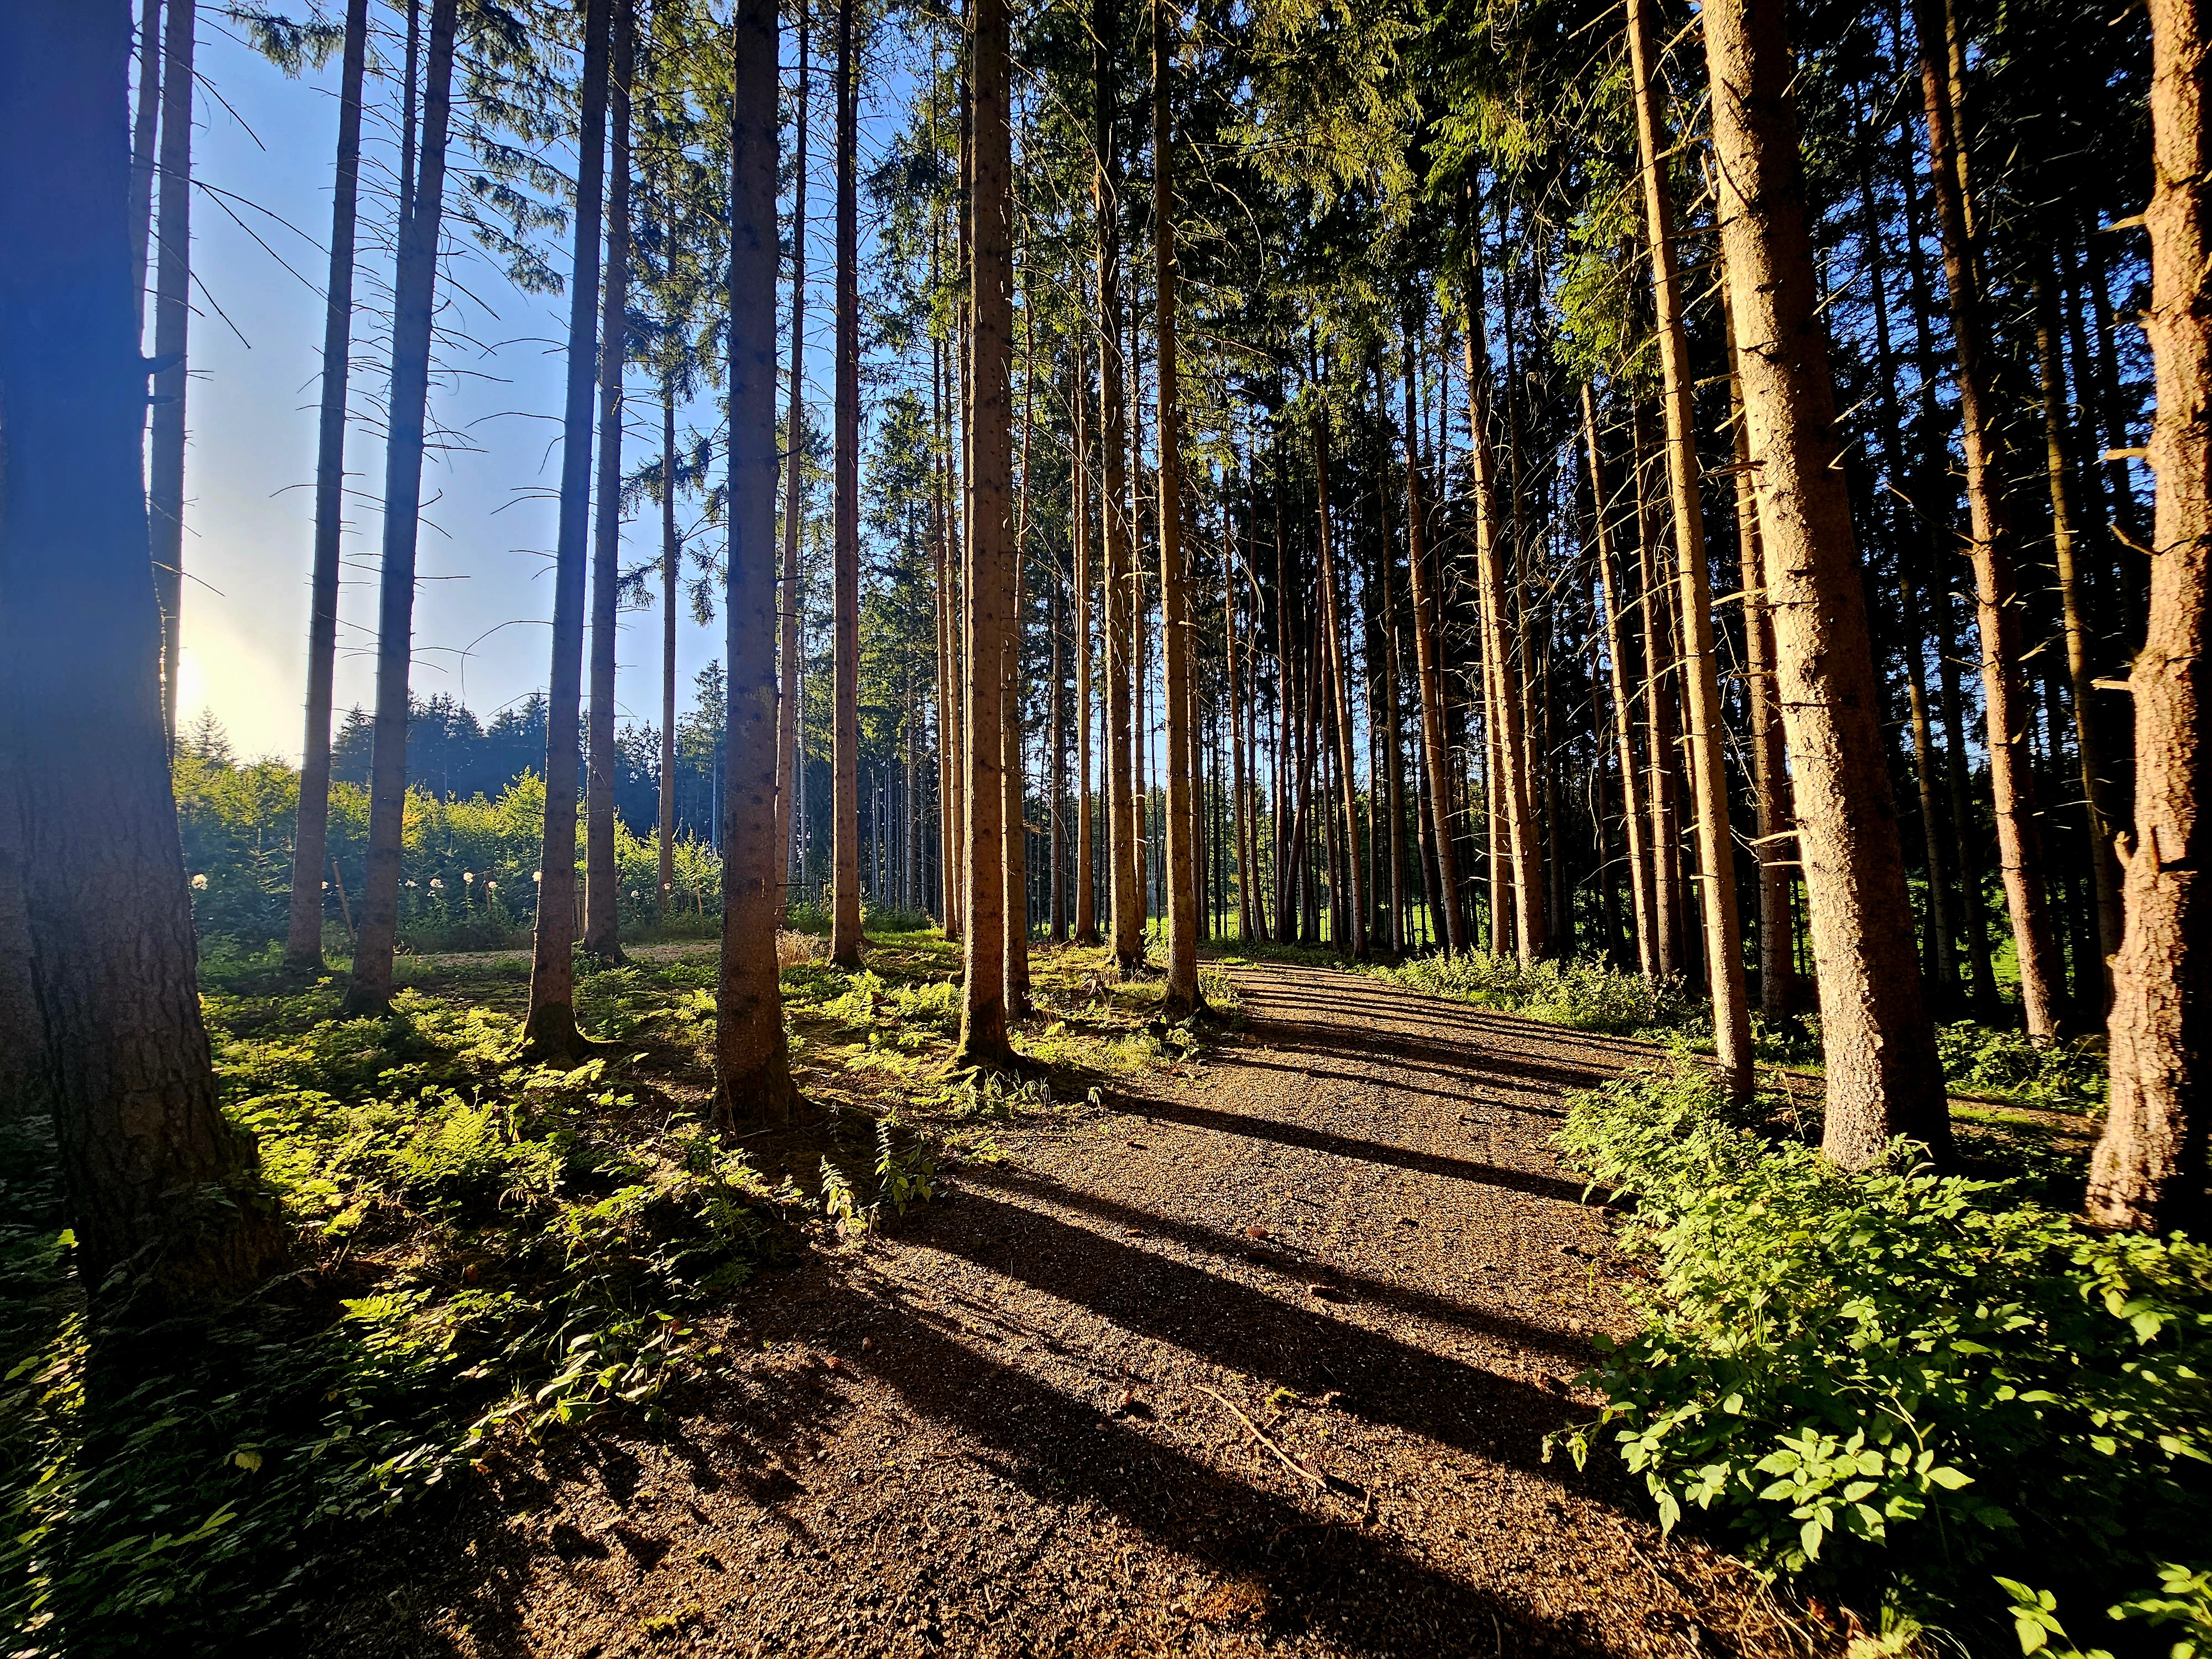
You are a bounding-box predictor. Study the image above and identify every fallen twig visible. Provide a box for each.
[1198,1386,1366,1513]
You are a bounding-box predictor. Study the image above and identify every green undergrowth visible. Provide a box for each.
[2,930,1207,1653]
[1549,1061,2211,1653]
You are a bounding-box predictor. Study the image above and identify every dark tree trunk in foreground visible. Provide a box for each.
[954,0,1016,1070]
[0,2,286,1309]
[284,0,371,975]
[524,0,612,1055]
[347,0,460,1015]
[830,0,863,968]
[584,0,634,964]
[776,11,810,928]
[716,0,801,1127]
[1700,0,1950,1168]
[2088,0,2210,1232]
[148,0,194,753]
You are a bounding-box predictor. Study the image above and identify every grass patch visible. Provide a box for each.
[1550,1061,2211,1651]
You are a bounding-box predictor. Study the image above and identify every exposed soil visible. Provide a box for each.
[303,958,1837,1659]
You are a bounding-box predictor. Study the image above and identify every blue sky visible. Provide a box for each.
[166,7,878,761]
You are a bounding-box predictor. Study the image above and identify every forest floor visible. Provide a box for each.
[300,952,1846,1659]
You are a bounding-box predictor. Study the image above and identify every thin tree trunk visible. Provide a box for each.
[284,0,370,975]
[1073,322,1100,943]
[584,0,634,963]
[129,0,161,329]
[1097,14,1141,972]
[2086,0,2209,1232]
[1630,398,1682,979]
[148,0,194,753]
[1583,384,1657,980]
[1402,348,1468,952]
[2034,260,2125,997]
[1312,411,1365,963]
[659,388,679,918]
[1051,530,1067,945]
[347,0,458,1016]
[1702,0,1949,1166]
[954,0,1015,1068]
[1,2,289,1310]
[830,0,863,967]
[523,0,612,1055]
[1005,279,1032,1011]
[776,8,809,928]
[1912,0,2066,1036]
[1630,0,1750,1089]
[716,0,802,1125]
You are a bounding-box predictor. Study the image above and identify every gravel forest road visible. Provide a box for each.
[315,958,1817,1659]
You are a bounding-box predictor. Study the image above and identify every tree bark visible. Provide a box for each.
[1073,322,1100,944]
[1629,0,1751,1091]
[659,388,679,919]
[2086,0,2210,1232]
[1097,13,1142,972]
[1582,384,1658,981]
[1402,348,1468,953]
[1701,0,1950,1166]
[584,0,634,964]
[830,0,863,967]
[1005,279,1032,1012]
[129,0,161,330]
[1312,411,1365,964]
[716,0,801,1126]
[1912,0,2067,1036]
[954,0,1016,1069]
[347,0,459,1016]
[284,0,371,975]
[1,0,287,1311]
[148,0,194,753]
[776,8,810,928]
[523,0,612,1055]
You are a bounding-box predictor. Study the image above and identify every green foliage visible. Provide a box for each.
[1936,1022,2108,1114]
[1383,951,1695,1035]
[1550,1063,2212,1639]
[1999,1564,2212,1658]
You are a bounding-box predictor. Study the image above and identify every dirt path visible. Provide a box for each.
[314,960,1815,1659]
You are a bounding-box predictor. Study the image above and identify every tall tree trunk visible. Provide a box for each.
[716,0,801,1126]
[1630,398,1683,979]
[1630,0,1751,1091]
[1402,348,1468,952]
[523,0,612,1055]
[1465,253,1545,962]
[1051,529,1067,945]
[1373,368,1407,956]
[584,0,634,964]
[1912,0,2066,1036]
[2034,260,2125,998]
[347,0,459,1016]
[1073,323,1100,944]
[776,7,809,928]
[148,0,194,753]
[284,0,370,975]
[830,0,863,967]
[129,0,161,330]
[659,388,679,918]
[1,2,289,1311]
[1583,384,1657,980]
[954,0,1015,1069]
[1313,412,1365,963]
[1702,0,1949,1166]
[1097,12,1141,972]
[2086,0,2210,1232]
[1005,280,1032,1012]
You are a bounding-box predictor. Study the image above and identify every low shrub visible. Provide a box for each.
[1550,1062,2212,1644]
[1384,951,1696,1034]
[1935,1022,2107,1114]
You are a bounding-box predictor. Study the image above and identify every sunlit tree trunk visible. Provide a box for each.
[659,389,679,919]
[716,0,801,1126]
[1630,0,1750,1089]
[584,0,634,964]
[1629,399,1683,979]
[523,0,611,1055]
[284,0,370,975]
[1402,348,1467,952]
[129,0,161,330]
[954,0,1016,1069]
[1097,11,1141,972]
[776,9,809,929]
[147,0,194,752]
[2087,0,2210,1232]
[830,0,863,967]
[348,0,459,1016]
[1005,288,1032,1013]
[1583,385,1657,981]
[1702,0,1949,1166]
[1073,323,1100,945]
[1313,413,1365,963]
[1912,0,2067,1036]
